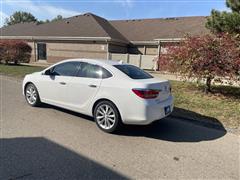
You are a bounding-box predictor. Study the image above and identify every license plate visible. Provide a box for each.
[164,106,171,115]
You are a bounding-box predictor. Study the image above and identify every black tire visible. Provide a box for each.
[25,83,41,107]
[94,100,122,133]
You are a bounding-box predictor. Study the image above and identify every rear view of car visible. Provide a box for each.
[113,64,174,125]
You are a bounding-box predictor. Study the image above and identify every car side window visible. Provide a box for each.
[77,62,112,79]
[51,62,80,77]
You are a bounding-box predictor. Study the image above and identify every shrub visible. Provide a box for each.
[0,40,32,64]
[159,34,240,93]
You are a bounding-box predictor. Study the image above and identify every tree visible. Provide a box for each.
[5,11,37,26]
[206,0,240,35]
[4,12,64,26]
[51,15,63,22]
[159,34,240,93]
[206,10,240,34]
[226,0,240,13]
[35,15,62,25]
[0,40,32,64]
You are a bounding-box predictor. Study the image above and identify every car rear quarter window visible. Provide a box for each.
[114,65,153,79]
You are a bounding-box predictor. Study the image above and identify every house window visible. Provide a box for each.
[37,43,47,60]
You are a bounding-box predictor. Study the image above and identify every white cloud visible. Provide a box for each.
[40,5,81,18]
[3,0,81,20]
[219,7,231,12]
[112,0,133,19]
[114,0,133,8]
[122,0,133,8]
[0,11,9,19]
[0,11,9,27]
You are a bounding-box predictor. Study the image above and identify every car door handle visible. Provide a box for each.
[59,82,66,85]
[88,84,97,88]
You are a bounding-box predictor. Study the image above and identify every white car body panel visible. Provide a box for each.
[23,58,174,125]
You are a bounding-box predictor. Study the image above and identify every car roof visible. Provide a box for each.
[60,58,125,66]
[44,58,131,80]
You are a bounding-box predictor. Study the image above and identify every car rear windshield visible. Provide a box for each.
[114,65,153,79]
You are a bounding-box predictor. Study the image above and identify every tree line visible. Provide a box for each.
[4,11,63,26]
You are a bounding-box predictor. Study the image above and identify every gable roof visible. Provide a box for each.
[110,16,210,41]
[1,13,128,43]
[1,13,210,43]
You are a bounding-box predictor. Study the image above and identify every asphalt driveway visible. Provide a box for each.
[0,76,239,179]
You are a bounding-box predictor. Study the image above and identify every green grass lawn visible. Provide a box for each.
[171,81,240,129]
[1,63,239,129]
[0,64,45,77]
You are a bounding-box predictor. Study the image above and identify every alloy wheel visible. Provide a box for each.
[26,85,37,105]
[96,104,116,130]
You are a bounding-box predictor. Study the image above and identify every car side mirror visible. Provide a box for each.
[44,69,53,76]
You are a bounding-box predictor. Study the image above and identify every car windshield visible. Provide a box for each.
[114,64,153,79]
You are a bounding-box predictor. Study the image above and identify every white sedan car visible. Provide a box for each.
[23,59,174,133]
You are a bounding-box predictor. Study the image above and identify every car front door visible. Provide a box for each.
[62,62,103,113]
[37,61,80,106]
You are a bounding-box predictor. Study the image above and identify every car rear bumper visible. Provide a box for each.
[122,95,174,125]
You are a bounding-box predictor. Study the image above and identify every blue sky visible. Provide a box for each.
[1,0,228,26]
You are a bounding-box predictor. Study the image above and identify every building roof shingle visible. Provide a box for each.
[110,16,210,41]
[1,13,128,43]
[1,13,210,43]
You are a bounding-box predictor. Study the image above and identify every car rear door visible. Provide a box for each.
[62,62,102,112]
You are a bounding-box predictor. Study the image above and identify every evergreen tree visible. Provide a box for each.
[226,0,240,13]
[5,11,37,26]
[206,0,240,35]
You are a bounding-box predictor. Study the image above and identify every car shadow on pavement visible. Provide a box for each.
[0,137,128,180]
[39,104,226,143]
[117,108,227,142]
[171,107,227,128]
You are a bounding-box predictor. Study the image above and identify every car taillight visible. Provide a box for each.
[132,89,160,99]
